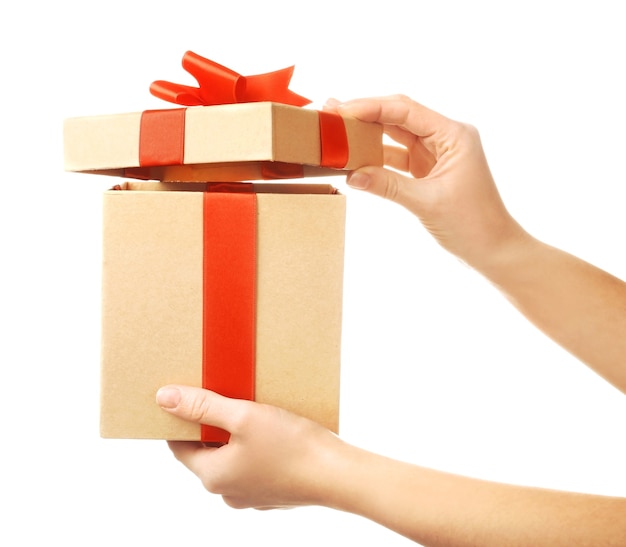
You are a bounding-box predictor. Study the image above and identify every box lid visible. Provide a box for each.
[64,102,383,182]
[63,52,383,182]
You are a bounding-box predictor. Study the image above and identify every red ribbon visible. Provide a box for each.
[318,110,349,169]
[141,52,349,172]
[201,188,257,444]
[139,109,185,166]
[150,51,311,107]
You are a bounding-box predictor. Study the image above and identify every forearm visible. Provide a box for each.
[472,233,626,392]
[321,444,626,546]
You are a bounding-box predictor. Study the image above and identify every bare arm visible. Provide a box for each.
[330,444,626,546]
[333,96,626,392]
[157,386,626,546]
[480,237,626,391]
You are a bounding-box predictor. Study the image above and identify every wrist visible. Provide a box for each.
[462,222,539,287]
[313,441,398,515]
[300,435,370,511]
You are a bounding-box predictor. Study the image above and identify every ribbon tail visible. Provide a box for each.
[150,80,205,106]
[244,66,311,106]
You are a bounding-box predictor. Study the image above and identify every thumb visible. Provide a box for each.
[156,385,238,432]
[346,166,421,214]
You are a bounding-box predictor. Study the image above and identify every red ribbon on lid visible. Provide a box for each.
[150,51,311,107]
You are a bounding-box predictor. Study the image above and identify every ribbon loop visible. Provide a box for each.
[183,53,244,105]
[150,51,311,107]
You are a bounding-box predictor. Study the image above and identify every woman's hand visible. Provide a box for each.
[327,95,529,273]
[156,385,346,509]
[331,95,626,392]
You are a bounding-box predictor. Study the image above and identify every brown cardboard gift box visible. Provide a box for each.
[64,97,382,441]
[101,182,345,440]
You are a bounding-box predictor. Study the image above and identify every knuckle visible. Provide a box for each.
[222,495,248,510]
[225,402,253,432]
[451,121,481,143]
[201,474,221,494]
[184,392,214,423]
[200,466,231,495]
[382,176,400,202]
[391,93,412,102]
[438,121,483,158]
[460,122,480,139]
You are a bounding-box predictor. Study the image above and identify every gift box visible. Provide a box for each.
[101,181,345,441]
[63,101,383,182]
[65,53,381,441]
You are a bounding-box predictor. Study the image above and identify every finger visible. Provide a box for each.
[384,144,410,172]
[337,95,449,143]
[166,440,206,465]
[346,166,422,214]
[166,440,222,487]
[156,385,244,432]
[384,124,418,148]
[383,144,410,172]
[326,93,408,114]
[322,97,342,112]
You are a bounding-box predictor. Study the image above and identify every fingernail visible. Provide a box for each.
[347,172,370,189]
[324,97,341,108]
[156,387,181,409]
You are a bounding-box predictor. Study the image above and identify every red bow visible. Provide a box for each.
[150,51,311,107]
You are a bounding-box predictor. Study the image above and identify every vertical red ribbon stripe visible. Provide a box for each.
[201,191,257,444]
[318,110,349,169]
[139,109,186,166]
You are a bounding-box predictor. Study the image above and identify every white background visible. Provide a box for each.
[1,1,625,545]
